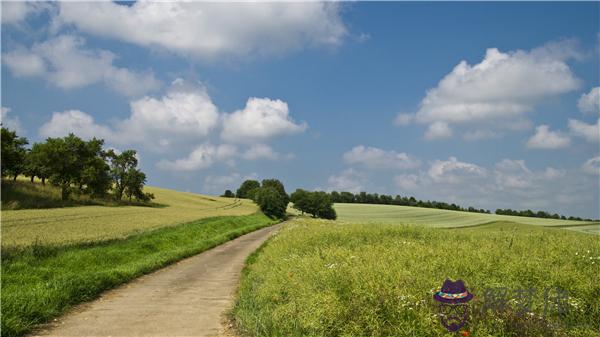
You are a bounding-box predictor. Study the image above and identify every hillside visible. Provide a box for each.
[334,203,600,234]
[2,184,257,247]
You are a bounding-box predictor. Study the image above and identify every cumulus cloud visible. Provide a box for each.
[568,118,599,142]
[1,2,48,25]
[202,172,259,194]
[326,168,366,193]
[343,145,420,170]
[582,156,600,175]
[526,125,571,149]
[2,35,161,97]
[0,107,23,133]
[242,144,279,160]
[55,2,347,59]
[578,87,600,114]
[428,156,487,184]
[392,157,595,216]
[397,40,581,140]
[156,144,237,171]
[39,109,113,140]
[120,80,220,149]
[221,97,307,143]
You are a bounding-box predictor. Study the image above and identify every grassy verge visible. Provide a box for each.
[1,179,163,210]
[232,218,600,337]
[1,213,278,337]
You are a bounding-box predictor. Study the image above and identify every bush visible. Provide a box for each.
[255,186,287,219]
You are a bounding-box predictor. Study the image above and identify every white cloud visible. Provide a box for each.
[397,41,581,140]
[582,156,600,175]
[242,144,279,160]
[202,172,259,194]
[526,125,571,149]
[394,113,414,126]
[392,157,596,216]
[326,168,365,193]
[56,2,347,59]
[156,144,237,171]
[2,35,161,97]
[427,156,487,184]
[578,87,600,114]
[1,2,47,25]
[0,107,23,133]
[221,97,307,143]
[568,118,599,142]
[462,129,501,141]
[120,80,220,149]
[394,174,420,190]
[39,109,113,140]
[343,145,420,170]
[425,122,452,140]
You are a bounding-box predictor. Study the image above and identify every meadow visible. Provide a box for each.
[2,213,278,337]
[334,203,600,234]
[1,183,257,247]
[232,218,600,337]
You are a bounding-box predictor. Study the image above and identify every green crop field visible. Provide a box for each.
[334,203,600,234]
[232,217,600,337]
[1,185,257,247]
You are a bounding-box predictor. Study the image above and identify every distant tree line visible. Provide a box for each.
[1,127,153,202]
[495,208,594,222]
[327,190,491,214]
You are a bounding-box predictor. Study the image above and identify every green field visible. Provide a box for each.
[2,213,278,337]
[334,203,600,234]
[232,217,600,337]
[2,184,257,247]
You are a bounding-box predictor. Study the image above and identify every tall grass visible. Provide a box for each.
[232,219,600,337]
[1,213,278,337]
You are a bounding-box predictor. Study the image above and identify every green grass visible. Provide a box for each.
[334,203,600,234]
[1,213,278,337]
[2,182,257,247]
[1,179,164,210]
[232,218,600,337]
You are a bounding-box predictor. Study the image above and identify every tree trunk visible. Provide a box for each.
[30,176,34,183]
[41,177,46,185]
[61,184,70,201]
[13,175,17,181]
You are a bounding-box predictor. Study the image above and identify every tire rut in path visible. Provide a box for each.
[31,224,282,337]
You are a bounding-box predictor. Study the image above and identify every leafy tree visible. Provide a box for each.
[24,142,51,184]
[1,127,28,180]
[78,138,111,197]
[123,169,152,202]
[236,179,260,199]
[290,189,310,215]
[42,134,87,200]
[221,190,235,198]
[107,149,138,200]
[255,186,287,219]
[261,178,289,204]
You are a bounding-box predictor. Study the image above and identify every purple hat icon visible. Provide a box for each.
[433,279,473,304]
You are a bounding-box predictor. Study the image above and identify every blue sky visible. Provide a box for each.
[1,2,599,218]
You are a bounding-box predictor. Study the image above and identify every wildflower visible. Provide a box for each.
[461,331,470,337]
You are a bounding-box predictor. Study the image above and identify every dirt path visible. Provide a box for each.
[32,224,281,337]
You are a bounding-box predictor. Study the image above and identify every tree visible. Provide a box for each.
[1,127,28,180]
[123,169,153,202]
[107,149,138,200]
[290,189,310,215]
[255,186,287,219]
[261,178,289,204]
[42,134,88,200]
[24,142,51,184]
[221,190,235,198]
[78,138,111,197]
[236,179,260,199]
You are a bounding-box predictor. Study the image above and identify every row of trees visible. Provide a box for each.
[495,208,593,222]
[1,127,153,202]
[290,189,336,219]
[327,190,491,214]
[229,179,336,220]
